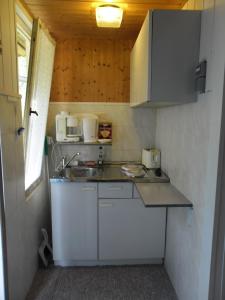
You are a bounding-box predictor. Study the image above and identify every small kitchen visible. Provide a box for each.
[1,0,225,299]
[47,9,195,268]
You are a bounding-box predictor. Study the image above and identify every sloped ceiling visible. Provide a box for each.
[23,0,187,40]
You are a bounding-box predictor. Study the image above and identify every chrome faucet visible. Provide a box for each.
[63,152,80,169]
[56,152,80,171]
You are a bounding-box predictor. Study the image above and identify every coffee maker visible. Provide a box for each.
[56,111,82,142]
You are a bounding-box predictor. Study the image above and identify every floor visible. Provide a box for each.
[26,265,178,300]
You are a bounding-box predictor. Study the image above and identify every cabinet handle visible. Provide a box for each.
[108,186,123,191]
[82,187,96,191]
[99,202,113,208]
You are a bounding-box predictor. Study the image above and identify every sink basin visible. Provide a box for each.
[59,167,100,178]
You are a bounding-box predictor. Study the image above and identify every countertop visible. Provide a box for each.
[50,164,170,184]
[50,164,193,208]
[136,182,193,207]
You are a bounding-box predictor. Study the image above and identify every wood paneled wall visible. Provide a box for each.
[182,0,204,9]
[50,38,134,102]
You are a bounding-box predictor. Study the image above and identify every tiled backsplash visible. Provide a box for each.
[47,102,156,163]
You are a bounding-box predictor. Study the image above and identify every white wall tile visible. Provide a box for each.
[47,102,156,163]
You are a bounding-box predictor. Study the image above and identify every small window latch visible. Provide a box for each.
[29,108,38,116]
[17,127,25,136]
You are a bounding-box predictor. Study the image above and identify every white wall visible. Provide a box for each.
[155,0,225,299]
[47,102,156,162]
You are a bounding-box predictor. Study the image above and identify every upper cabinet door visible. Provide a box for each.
[130,11,152,107]
[130,10,201,108]
[0,0,18,96]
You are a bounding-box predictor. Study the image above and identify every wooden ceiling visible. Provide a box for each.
[22,0,187,40]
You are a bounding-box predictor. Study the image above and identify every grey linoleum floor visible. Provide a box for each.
[26,265,178,300]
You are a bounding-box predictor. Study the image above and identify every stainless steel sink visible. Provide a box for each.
[51,164,170,183]
[59,167,101,178]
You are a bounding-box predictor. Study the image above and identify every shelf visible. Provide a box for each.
[55,141,112,146]
[136,183,193,208]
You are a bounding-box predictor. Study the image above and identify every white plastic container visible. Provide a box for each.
[55,111,68,142]
[83,115,98,143]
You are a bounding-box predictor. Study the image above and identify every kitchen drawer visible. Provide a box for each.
[98,182,133,199]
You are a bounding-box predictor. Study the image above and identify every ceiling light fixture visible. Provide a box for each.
[96,5,123,28]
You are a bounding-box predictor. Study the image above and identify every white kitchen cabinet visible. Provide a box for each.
[98,182,133,199]
[51,182,98,265]
[51,181,167,265]
[99,197,166,261]
[130,10,201,107]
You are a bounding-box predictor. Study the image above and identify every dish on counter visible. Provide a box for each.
[123,170,146,178]
[98,139,112,144]
[121,164,146,177]
[121,164,144,171]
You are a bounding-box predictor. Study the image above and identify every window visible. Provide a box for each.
[16,5,32,119]
[16,6,56,192]
[25,21,55,191]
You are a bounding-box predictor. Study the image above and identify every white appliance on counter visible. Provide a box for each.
[142,148,161,169]
[56,111,82,142]
[82,114,98,143]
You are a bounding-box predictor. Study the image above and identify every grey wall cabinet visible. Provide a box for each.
[51,182,98,265]
[130,10,201,107]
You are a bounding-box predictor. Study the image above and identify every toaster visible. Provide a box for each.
[142,148,161,169]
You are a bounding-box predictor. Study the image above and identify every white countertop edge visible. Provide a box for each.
[135,182,193,207]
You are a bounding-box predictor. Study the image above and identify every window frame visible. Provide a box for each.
[23,19,38,151]
[23,19,55,195]
[16,21,32,119]
[15,5,38,195]
[16,3,33,121]
[16,3,55,196]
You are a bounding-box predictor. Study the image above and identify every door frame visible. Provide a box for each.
[0,132,9,300]
[209,69,225,300]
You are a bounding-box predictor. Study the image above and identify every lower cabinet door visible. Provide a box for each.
[51,182,98,261]
[99,198,166,260]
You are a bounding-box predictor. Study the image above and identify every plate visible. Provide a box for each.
[122,169,146,178]
[98,139,112,144]
[121,164,143,172]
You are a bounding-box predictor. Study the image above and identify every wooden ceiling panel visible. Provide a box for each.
[22,0,187,40]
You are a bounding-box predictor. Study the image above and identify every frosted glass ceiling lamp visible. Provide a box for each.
[96,5,123,28]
